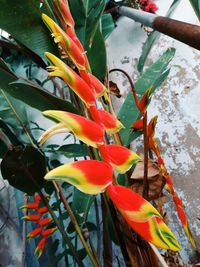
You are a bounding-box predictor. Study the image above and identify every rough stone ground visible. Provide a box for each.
[107,0,200,264]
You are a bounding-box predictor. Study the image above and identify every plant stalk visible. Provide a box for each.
[54,182,101,267]
[142,112,149,199]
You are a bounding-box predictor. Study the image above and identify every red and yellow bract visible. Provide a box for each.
[106,185,181,251]
[89,106,124,134]
[52,0,75,28]
[42,110,104,148]
[99,144,141,174]
[45,52,96,106]
[131,119,143,131]
[138,86,153,114]
[44,160,113,194]
[42,14,86,70]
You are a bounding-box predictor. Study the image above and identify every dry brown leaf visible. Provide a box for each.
[109,81,121,98]
[130,158,166,201]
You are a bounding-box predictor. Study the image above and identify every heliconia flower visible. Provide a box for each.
[107,185,181,251]
[131,119,143,131]
[20,202,39,210]
[37,206,48,215]
[27,227,42,240]
[35,237,47,259]
[173,195,196,248]
[42,227,57,238]
[38,217,53,227]
[22,214,41,222]
[42,14,86,70]
[45,52,96,106]
[147,116,158,137]
[138,86,153,114]
[89,106,124,134]
[42,110,104,148]
[44,160,113,194]
[52,0,75,28]
[99,144,141,174]
[38,123,69,145]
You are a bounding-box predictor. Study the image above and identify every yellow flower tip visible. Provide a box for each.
[54,35,63,44]
[21,216,29,220]
[19,205,26,210]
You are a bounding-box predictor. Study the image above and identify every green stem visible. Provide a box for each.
[142,112,149,199]
[55,182,101,267]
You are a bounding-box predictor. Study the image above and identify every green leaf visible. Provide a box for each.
[101,13,115,39]
[69,0,106,49]
[118,48,176,145]
[70,188,95,230]
[0,89,28,137]
[88,26,107,80]
[0,120,21,158]
[1,145,46,194]
[0,58,78,113]
[0,0,57,60]
[189,0,200,21]
[57,144,88,158]
[137,0,181,73]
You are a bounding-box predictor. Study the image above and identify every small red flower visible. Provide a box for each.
[20,202,39,210]
[27,227,42,239]
[34,195,42,203]
[37,206,48,214]
[35,237,47,258]
[145,2,158,13]
[22,214,41,222]
[38,217,53,227]
[42,227,57,238]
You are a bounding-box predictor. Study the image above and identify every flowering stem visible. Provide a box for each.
[109,68,140,108]
[54,182,101,267]
[142,112,149,199]
[103,194,132,267]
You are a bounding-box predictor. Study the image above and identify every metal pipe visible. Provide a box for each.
[118,6,200,51]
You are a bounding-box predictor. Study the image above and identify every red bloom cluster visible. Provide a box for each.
[139,0,158,13]
[21,194,57,258]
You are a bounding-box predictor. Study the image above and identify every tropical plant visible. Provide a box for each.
[0,0,198,266]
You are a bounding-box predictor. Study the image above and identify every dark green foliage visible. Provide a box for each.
[1,145,46,194]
